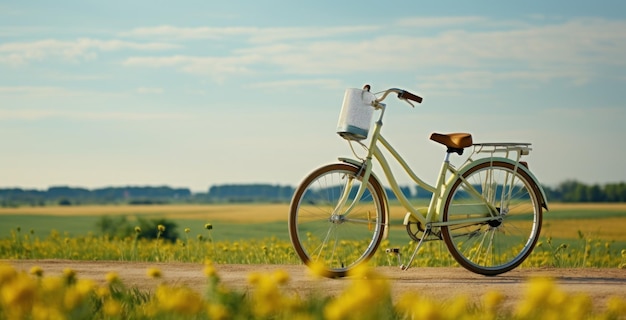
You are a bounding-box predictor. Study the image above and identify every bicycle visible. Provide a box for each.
[288,85,549,278]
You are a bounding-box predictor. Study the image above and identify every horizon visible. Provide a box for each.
[2,1,625,192]
[2,177,623,194]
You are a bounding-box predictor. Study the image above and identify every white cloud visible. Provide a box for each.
[416,69,592,96]
[2,16,624,92]
[0,109,187,121]
[120,25,257,40]
[120,25,379,43]
[0,38,178,65]
[229,17,626,83]
[0,86,78,96]
[0,86,189,121]
[123,55,188,67]
[122,54,261,79]
[248,78,345,90]
[248,26,379,43]
[396,16,488,28]
[396,15,537,30]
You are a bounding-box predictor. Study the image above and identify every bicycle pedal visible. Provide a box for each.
[386,248,402,266]
[385,248,400,254]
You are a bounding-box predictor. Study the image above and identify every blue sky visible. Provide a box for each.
[1,0,625,192]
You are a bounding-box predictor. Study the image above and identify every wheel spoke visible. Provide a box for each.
[288,164,387,278]
[442,161,542,275]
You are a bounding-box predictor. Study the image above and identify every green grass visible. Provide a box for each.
[2,206,625,269]
[177,220,291,242]
[544,208,626,219]
[2,203,626,260]
[0,214,292,242]
[1,215,100,238]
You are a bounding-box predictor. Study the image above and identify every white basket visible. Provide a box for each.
[336,88,376,140]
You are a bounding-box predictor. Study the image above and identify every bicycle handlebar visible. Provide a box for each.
[369,86,423,106]
[397,90,423,104]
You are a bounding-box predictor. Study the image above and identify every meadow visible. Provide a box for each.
[1,203,625,319]
[1,202,625,268]
[1,202,626,244]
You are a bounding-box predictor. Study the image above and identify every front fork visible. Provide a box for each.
[331,160,373,218]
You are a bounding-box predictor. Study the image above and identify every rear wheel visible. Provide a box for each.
[288,163,387,278]
[441,161,542,275]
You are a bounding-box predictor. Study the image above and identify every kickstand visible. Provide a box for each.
[400,226,431,271]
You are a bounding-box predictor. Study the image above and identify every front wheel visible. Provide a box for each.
[288,163,387,278]
[441,161,542,276]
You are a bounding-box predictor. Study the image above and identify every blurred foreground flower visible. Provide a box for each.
[325,264,392,320]
[154,284,204,315]
[29,266,44,278]
[203,260,218,278]
[248,269,299,318]
[105,271,119,284]
[306,260,328,279]
[146,267,162,279]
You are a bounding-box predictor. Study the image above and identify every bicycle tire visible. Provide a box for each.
[288,163,387,278]
[441,161,542,276]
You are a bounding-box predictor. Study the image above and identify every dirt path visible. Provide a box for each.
[5,260,626,311]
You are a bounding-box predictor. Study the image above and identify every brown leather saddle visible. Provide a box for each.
[430,133,473,155]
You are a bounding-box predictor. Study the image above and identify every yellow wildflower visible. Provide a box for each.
[325,264,390,320]
[155,284,204,315]
[146,267,162,279]
[483,290,505,314]
[606,296,626,317]
[103,299,123,316]
[248,271,297,318]
[207,303,230,320]
[105,271,119,284]
[203,260,218,278]
[446,294,470,319]
[30,266,44,278]
[247,272,261,285]
[515,277,577,319]
[157,224,166,232]
[96,286,110,298]
[306,260,328,279]
[1,272,37,318]
[272,269,290,285]
[64,279,95,310]
[0,263,17,285]
[63,268,76,284]
[40,276,64,295]
[31,304,65,320]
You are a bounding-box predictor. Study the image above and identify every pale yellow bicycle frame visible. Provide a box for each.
[335,89,548,241]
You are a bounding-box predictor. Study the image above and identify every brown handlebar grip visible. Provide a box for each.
[398,90,423,103]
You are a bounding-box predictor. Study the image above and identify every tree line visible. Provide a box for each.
[1,180,625,207]
[544,180,626,202]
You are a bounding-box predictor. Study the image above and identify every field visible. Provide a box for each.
[1,203,626,319]
[1,202,625,267]
[1,202,626,244]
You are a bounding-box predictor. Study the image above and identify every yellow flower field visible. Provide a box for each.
[0,261,624,320]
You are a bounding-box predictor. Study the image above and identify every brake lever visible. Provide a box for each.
[401,98,415,108]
